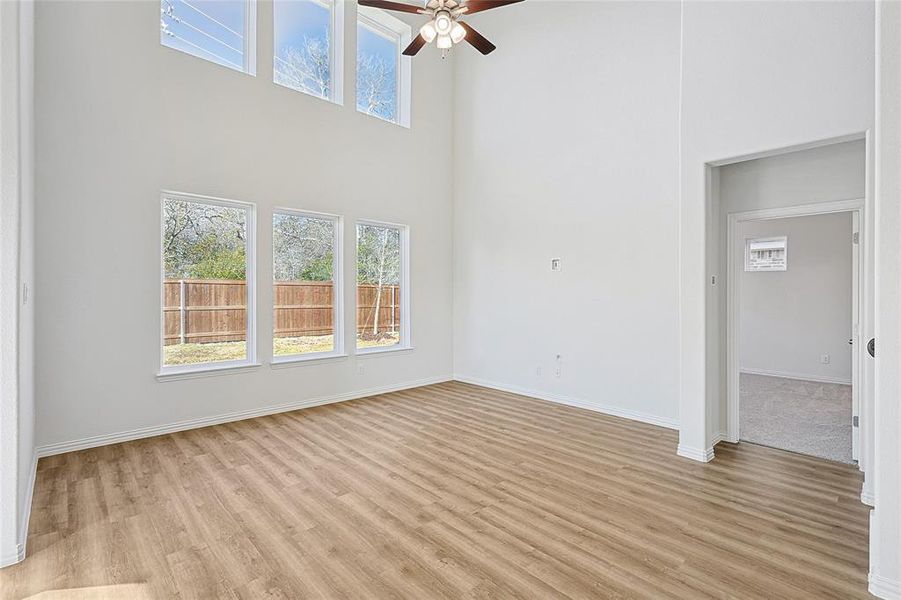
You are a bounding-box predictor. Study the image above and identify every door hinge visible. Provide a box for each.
[853,415,859,427]
[853,231,859,244]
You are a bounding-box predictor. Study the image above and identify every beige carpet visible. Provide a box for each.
[740,373,853,464]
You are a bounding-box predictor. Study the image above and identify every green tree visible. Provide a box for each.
[188,245,246,280]
[164,199,246,280]
[273,213,334,282]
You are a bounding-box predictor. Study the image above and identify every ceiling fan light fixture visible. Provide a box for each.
[434,11,453,35]
[360,0,521,57]
[450,22,466,44]
[420,21,437,43]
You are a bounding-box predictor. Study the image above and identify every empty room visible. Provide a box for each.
[2,1,901,599]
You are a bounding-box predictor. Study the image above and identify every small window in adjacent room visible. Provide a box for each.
[161,193,256,374]
[273,0,344,103]
[356,221,409,351]
[272,210,343,360]
[160,0,257,74]
[745,236,788,272]
[356,6,411,127]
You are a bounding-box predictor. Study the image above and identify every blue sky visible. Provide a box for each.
[357,21,396,68]
[357,19,398,121]
[274,0,330,59]
[161,0,399,120]
[161,0,246,71]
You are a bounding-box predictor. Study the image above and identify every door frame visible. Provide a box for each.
[725,198,865,456]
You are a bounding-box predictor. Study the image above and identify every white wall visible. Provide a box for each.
[678,0,875,459]
[33,0,454,450]
[871,2,901,597]
[453,1,682,427]
[452,1,874,441]
[739,213,852,384]
[0,0,35,568]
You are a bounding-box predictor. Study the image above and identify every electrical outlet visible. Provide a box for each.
[358,365,365,375]
[551,258,562,272]
[554,366,561,378]
[820,354,830,365]
[536,366,542,377]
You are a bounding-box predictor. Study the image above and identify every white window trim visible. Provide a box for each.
[270,208,345,365]
[356,5,412,128]
[354,219,411,354]
[157,191,258,379]
[160,0,258,75]
[273,0,344,104]
[244,0,258,75]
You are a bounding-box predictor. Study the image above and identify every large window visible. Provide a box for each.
[161,193,256,374]
[274,0,344,103]
[356,7,411,127]
[356,221,408,351]
[272,210,343,360]
[160,0,257,74]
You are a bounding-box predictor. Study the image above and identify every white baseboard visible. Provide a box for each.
[452,374,679,430]
[677,444,715,463]
[19,452,37,559]
[0,542,25,569]
[740,368,851,386]
[861,477,875,507]
[712,431,734,446]
[869,572,901,599]
[0,452,36,569]
[36,376,451,458]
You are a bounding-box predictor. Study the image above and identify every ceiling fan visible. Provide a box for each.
[358,0,524,56]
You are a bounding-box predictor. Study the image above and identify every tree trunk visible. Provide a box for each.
[371,230,390,336]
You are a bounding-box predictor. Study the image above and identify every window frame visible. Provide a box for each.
[160,0,258,75]
[272,0,345,104]
[354,219,411,355]
[158,191,258,379]
[356,5,412,128]
[745,235,789,272]
[271,208,345,365]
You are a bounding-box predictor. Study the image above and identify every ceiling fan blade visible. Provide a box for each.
[402,33,428,56]
[358,0,426,14]
[459,0,524,16]
[459,22,496,55]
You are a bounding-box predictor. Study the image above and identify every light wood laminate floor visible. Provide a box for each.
[1,382,869,599]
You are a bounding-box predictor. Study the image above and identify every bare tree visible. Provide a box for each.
[275,32,330,98]
[273,214,334,281]
[356,53,396,121]
[357,225,400,336]
[164,200,246,279]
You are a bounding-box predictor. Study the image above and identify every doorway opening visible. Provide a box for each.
[729,207,861,463]
[704,137,871,473]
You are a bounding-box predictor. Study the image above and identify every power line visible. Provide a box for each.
[178,0,242,39]
[164,31,242,69]
[163,12,243,57]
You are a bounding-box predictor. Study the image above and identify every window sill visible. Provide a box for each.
[355,345,414,358]
[270,353,348,368]
[358,112,410,130]
[156,362,262,382]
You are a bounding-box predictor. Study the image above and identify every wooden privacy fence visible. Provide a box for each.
[163,279,400,345]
